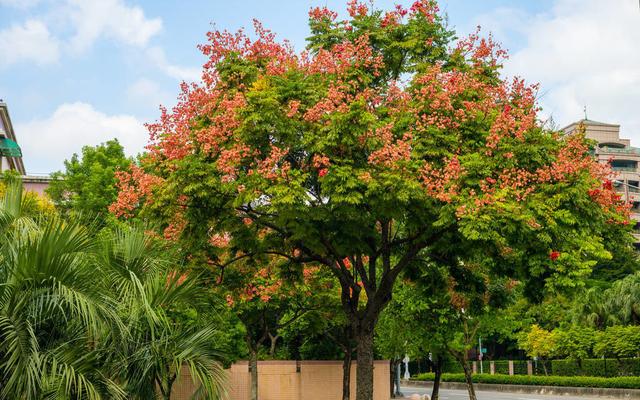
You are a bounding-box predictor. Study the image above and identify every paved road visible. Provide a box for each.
[400,386,609,400]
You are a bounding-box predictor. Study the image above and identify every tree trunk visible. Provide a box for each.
[268,333,279,357]
[389,360,395,399]
[431,356,443,400]
[461,361,477,400]
[250,349,258,400]
[355,325,375,400]
[342,347,353,400]
[158,370,175,400]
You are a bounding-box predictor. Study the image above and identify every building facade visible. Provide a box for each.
[563,119,640,243]
[0,101,52,193]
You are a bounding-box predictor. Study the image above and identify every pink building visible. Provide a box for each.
[0,101,52,193]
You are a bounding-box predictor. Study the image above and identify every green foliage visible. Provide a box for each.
[553,325,597,360]
[47,139,131,224]
[0,170,56,218]
[517,325,557,360]
[493,360,510,375]
[593,325,640,358]
[0,187,125,398]
[98,226,228,399]
[551,358,640,377]
[412,373,640,389]
[0,178,228,399]
[589,221,639,282]
[573,273,640,328]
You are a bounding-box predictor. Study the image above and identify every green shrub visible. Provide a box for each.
[594,326,640,358]
[442,360,465,373]
[494,360,510,375]
[513,360,529,375]
[411,373,640,389]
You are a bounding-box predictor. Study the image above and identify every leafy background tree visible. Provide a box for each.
[47,139,132,225]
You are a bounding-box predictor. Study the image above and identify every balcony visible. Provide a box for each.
[612,166,638,172]
[599,146,640,155]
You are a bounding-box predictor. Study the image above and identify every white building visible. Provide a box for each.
[563,119,640,245]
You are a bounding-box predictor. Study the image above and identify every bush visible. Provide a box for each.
[494,360,510,375]
[411,373,640,389]
[594,326,640,359]
[442,360,465,373]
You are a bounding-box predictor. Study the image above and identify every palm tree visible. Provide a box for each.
[0,178,125,399]
[97,226,228,400]
[572,287,612,329]
[1,177,228,399]
[604,273,640,325]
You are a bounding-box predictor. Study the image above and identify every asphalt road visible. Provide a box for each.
[400,386,609,400]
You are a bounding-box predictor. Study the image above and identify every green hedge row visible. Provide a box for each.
[441,358,640,377]
[412,373,640,389]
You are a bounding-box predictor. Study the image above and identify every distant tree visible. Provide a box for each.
[218,257,328,400]
[280,282,355,400]
[518,325,557,375]
[47,139,131,224]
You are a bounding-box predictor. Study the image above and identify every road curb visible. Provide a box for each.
[402,379,640,399]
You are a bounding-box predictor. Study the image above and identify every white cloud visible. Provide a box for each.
[0,0,193,83]
[146,46,201,82]
[0,19,60,67]
[126,77,172,109]
[66,0,162,52]
[16,102,148,173]
[477,0,640,144]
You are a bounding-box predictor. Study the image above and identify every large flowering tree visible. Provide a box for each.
[111,1,628,399]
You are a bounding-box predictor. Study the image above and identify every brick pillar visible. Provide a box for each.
[527,360,533,376]
[472,361,477,374]
[490,361,495,375]
[508,360,514,376]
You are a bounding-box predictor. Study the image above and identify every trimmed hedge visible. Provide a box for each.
[442,360,464,373]
[412,373,640,389]
[441,358,640,377]
[493,360,510,375]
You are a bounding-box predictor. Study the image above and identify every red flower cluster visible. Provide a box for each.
[109,165,163,218]
[347,0,369,17]
[410,0,439,22]
[309,6,338,22]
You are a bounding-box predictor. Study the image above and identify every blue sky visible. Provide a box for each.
[1,0,638,173]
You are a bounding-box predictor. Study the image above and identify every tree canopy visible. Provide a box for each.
[109,1,629,398]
